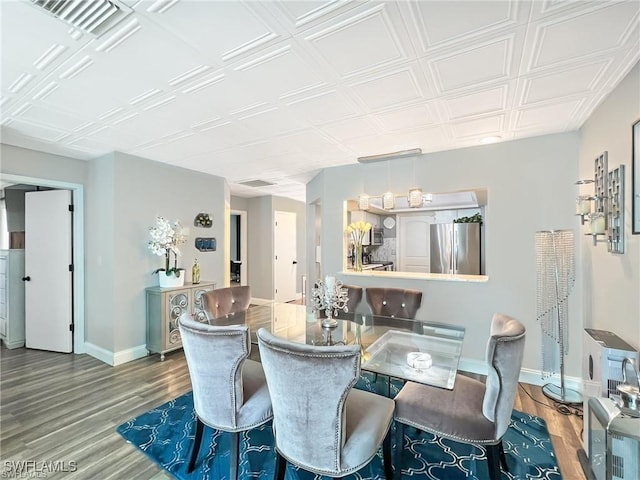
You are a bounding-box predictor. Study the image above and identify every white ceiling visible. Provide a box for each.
[1,0,639,202]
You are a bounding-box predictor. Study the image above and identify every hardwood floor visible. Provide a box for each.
[0,345,585,479]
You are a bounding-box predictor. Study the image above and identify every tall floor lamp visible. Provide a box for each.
[535,229,582,404]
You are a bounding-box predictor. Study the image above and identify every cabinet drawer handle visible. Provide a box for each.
[22,276,31,282]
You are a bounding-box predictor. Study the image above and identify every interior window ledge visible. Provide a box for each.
[341,270,489,282]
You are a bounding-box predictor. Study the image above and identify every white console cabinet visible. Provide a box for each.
[145,281,215,360]
[0,249,25,349]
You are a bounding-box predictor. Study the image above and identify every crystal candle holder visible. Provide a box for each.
[311,276,349,328]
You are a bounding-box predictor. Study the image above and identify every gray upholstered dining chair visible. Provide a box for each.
[365,287,423,319]
[177,314,272,478]
[393,313,526,480]
[256,328,395,480]
[202,285,251,319]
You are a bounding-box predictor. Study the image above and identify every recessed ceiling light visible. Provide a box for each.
[481,136,501,144]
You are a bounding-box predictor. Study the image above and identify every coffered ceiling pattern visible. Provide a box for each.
[1,0,639,201]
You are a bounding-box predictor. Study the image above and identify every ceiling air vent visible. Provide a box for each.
[30,0,132,36]
[238,180,275,188]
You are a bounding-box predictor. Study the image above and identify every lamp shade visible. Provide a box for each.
[408,188,423,208]
[382,192,395,210]
[358,194,369,210]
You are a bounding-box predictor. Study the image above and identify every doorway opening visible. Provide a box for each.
[1,173,85,354]
[230,210,247,286]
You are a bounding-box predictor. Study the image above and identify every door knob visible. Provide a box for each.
[22,276,31,282]
[292,261,297,264]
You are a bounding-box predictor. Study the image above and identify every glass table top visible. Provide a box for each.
[208,302,466,390]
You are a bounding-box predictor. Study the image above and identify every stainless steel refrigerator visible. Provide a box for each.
[430,223,481,274]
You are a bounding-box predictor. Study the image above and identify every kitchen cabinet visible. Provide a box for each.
[350,211,381,245]
[146,281,215,360]
[351,210,380,226]
[0,249,25,349]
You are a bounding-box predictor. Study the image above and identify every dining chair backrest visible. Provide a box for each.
[202,286,251,319]
[342,284,363,313]
[178,314,252,430]
[315,283,362,319]
[482,313,526,439]
[256,328,362,474]
[365,287,423,319]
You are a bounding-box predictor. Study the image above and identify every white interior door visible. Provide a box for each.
[398,214,432,273]
[274,211,297,302]
[25,190,73,352]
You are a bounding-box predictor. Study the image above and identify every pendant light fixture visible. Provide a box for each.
[408,188,423,208]
[382,191,395,210]
[358,194,370,210]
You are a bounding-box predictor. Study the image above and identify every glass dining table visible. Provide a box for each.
[206,302,466,391]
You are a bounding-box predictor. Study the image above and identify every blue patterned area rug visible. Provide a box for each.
[117,390,561,479]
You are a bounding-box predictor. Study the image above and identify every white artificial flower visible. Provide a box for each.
[148,216,187,258]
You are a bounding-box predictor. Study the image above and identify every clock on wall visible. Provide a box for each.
[383,217,395,229]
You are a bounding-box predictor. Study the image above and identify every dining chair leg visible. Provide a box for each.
[394,421,404,480]
[230,431,239,480]
[486,443,502,480]
[188,417,204,473]
[274,450,287,480]
[499,440,509,472]
[383,430,393,480]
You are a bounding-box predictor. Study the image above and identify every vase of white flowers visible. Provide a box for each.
[148,216,187,288]
[345,221,371,272]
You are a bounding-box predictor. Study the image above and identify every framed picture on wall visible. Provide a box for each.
[634,119,640,234]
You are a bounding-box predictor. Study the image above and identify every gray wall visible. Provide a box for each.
[247,196,275,299]
[230,196,250,211]
[4,188,28,232]
[579,61,640,349]
[1,144,88,184]
[308,132,581,376]
[85,154,117,350]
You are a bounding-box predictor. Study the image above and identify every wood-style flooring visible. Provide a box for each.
[0,345,585,479]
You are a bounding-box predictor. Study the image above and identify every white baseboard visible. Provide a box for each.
[84,342,148,366]
[458,357,583,392]
[1,338,25,349]
[84,342,114,365]
[113,345,149,366]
